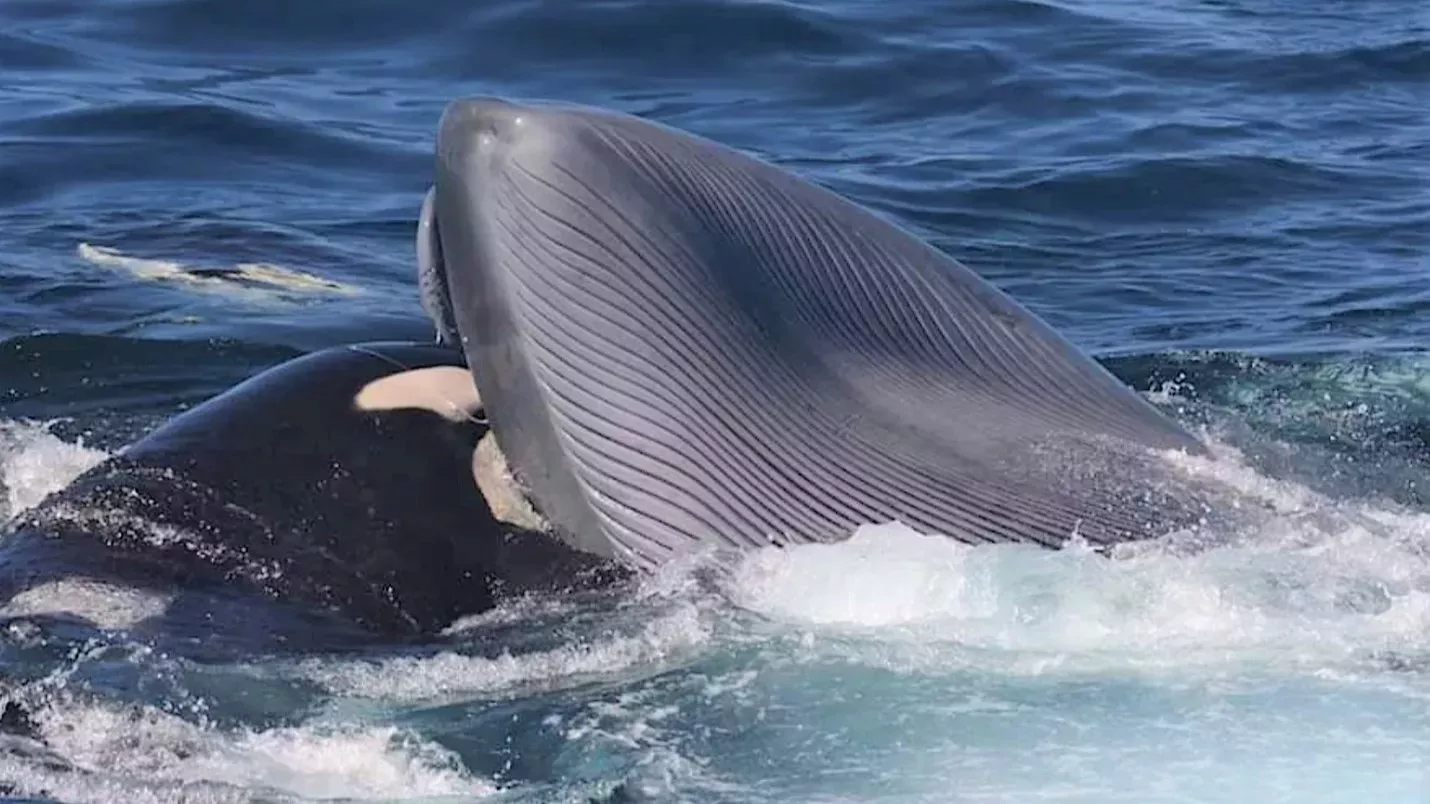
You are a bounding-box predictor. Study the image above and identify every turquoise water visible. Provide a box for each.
[0,0,1427,801]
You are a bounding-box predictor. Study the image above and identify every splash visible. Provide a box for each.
[0,696,495,804]
[0,420,108,522]
[720,439,1430,679]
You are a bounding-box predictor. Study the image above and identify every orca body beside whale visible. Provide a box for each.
[0,342,619,654]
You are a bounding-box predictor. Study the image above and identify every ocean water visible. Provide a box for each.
[1,0,1428,801]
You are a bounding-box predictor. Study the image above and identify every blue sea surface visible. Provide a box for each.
[1,0,1428,801]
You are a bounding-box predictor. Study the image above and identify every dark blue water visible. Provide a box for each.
[1,1,1428,802]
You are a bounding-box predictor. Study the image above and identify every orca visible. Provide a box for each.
[417,96,1219,571]
[0,341,620,655]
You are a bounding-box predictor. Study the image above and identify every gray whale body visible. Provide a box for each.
[0,342,615,653]
[420,96,1213,571]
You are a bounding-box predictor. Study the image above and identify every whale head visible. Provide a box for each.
[419,96,1213,571]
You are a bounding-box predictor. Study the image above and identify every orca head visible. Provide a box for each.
[110,342,557,636]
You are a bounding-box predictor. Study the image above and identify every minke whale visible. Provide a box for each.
[0,342,617,652]
[418,96,1219,571]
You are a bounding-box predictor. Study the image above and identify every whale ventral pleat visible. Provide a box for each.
[430,95,1212,568]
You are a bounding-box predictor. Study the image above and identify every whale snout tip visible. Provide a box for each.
[441,96,520,128]
[437,97,546,166]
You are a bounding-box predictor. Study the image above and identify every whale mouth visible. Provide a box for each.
[417,187,462,347]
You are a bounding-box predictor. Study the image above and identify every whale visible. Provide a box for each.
[0,341,618,654]
[417,96,1221,571]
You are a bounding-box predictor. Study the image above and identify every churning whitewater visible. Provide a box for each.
[1,391,1428,803]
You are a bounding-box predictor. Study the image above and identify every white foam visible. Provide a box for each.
[725,520,1008,628]
[0,420,108,522]
[0,697,495,803]
[187,724,486,800]
[720,443,1430,679]
[303,603,711,704]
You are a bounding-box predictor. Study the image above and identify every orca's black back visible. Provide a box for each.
[4,343,503,640]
